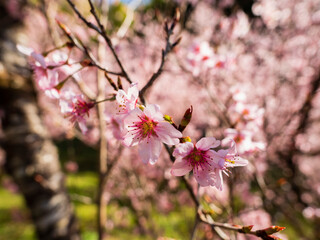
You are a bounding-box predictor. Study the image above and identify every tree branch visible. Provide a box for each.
[66,0,132,83]
[139,10,181,105]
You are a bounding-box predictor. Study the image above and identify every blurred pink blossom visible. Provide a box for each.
[240,209,271,230]
[186,41,216,76]
[59,90,94,134]
[17,45,82,99]
[64,161,79,173]
[224,128,265,155]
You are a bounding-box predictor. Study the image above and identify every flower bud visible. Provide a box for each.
[241,225,253,233]
[262,226,286,235]
[81,59,93,67]
[56,19,72,36]
[178,106,193,132]
[105,73,118,91]
[117,76,123,90]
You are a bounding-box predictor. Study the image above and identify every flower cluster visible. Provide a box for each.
[226,87,266,155]
[186,41,228,76]
[22,45,252,190]
[113,85,248,190]
[171,137,248,189]
[113,84,182,165]
[18,46,94,134]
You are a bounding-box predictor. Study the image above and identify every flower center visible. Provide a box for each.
[129,115,158,141]
[242,109,250,115]
[74,100,94,117]
[186,147,211,169]
[234,134,244,143]
[142,120,156,137]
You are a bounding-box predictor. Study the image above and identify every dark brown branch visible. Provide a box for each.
[198,210,285,240]
[66,0,132,84]
[57,20,123,78]
[139,13,181,105]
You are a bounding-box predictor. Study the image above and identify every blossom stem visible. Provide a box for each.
[54,66,86,90]
[66,0,132,84]
[94,95,116,105]
[139,13,181,105]
[42,43,68,56]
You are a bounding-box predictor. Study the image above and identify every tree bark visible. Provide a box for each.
[0,2,81,240]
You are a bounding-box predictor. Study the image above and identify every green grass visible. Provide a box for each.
[0,172,196,239]
[0,188,35,240]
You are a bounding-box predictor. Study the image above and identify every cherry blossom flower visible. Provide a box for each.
[171,137,221,187]
[230,86,247,102]
[111,83,139,140]
[17,45,82,98]
[122,104,182,164]
[230,102,265,123]
[17,45,61,98]
[116,83,139,115]
[59,90,94,134]
[211,139,249,190]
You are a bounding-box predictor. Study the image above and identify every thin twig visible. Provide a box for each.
[139,14,181,104]
[87,0,132,83]
[57,18,123,77]
[66,0,132,83]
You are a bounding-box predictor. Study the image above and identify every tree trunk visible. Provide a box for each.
[0,2,81,240]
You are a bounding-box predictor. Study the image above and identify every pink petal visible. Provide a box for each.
[222,138,237,155]
[122,108,143,129]
[128,83,139,101]
[122,130,140,147]
[144,104,163,121]
[211,169,223,191]
[156,122,182,145]
[116,89,127,105]
[78,119,88,134]
[17,44,33,56]
[214,149,228,158]
[196,137,220,151]
[227,157,248,167]
[193,166,214,187]
[206,150,223,168]
[171,157,193,176]
[59,99,73,114]
[138,137,162,164]
[173,142,194,158]
[45,89,60,99]
[31,51,46,68]
[224,128,237,137]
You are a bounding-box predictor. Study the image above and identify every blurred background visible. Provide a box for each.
[0,0,320,239]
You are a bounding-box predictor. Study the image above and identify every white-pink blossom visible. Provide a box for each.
[122,104,182,164]
[116,83,139,115]
[171,137,221,187]
[212,139,249,190]
[111,83,140,140]
[17,45,82,99]
[187,41,216,76]
[59,90,94,134]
